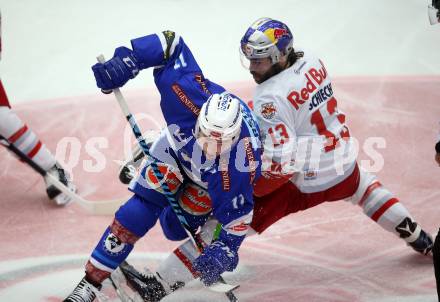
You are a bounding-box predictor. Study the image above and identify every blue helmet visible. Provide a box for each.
[240,18,294,64]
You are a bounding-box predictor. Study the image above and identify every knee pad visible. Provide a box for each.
[115,194,164,237]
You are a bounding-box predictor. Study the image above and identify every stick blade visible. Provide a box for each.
[207,281,239,293]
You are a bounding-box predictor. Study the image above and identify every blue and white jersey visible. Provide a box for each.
[129,31,262,244]
[131,31,224,129]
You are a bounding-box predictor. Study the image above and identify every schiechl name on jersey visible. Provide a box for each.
[308,83,333,111]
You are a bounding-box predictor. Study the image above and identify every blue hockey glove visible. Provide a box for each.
[193,241,239,286]
[92,46,140,92]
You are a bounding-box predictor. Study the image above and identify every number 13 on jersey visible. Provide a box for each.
[310,97,350,152]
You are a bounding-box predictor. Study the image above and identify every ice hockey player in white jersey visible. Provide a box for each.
[122,18,434,300]
[0,11,75,205]
[240,16,432,255]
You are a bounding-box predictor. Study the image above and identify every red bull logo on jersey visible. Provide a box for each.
[260,102,277,119]
[287,60,329,110]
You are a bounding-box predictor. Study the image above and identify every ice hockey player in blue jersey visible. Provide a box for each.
[63,31,261,302]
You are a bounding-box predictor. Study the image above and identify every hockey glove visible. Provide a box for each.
[92,46,140,92]
[193,240,239,286]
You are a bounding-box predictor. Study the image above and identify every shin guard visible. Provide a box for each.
[87,219,140,284]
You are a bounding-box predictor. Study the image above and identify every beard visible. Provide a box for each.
[250,63,284,84]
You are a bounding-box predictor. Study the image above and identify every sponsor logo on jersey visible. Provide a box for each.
[260,102,277,119]
[287,59,329,110]
[227,222,249,233]
[304,170,318,180]
[145,163,181,194]
[178,183,212,215]
[220,158,230,191]
[195,74,211,95]
[308,83,333,111]
[171,84,201,116]
[224,212,252,236]
[243,137,257,184]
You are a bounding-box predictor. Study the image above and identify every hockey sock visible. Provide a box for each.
[87,219,140,284]
[0,107,56,171]
[354,178,432,253]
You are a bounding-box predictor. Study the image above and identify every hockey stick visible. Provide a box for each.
[0,135,125,215]
[97,55,239,300]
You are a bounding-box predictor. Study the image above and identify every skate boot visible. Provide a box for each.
[119,261,183,302]
[63,277,101,302]
[44,162,76,205]
[395,217,433,256]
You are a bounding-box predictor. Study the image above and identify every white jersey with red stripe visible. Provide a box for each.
[253,49,356,193]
